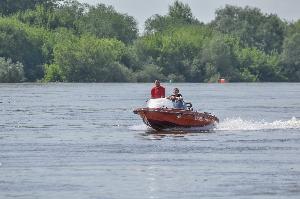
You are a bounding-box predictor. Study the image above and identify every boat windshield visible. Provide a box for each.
[147,98,173,108]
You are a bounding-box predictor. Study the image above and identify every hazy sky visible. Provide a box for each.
[78,0,300,32]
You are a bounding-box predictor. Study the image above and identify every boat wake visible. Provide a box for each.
[130,117,300,132]
[129,124,149,131]
[216,117,300,131]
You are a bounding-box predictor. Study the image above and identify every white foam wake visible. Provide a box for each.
[216,117,300,131]
[129,117,300,132]
[129,124,149,131]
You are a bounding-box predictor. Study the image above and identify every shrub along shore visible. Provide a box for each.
[0,0,299,83]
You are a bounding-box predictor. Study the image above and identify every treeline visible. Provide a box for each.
[0,0,299,82]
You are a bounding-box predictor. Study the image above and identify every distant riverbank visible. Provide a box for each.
[0,1,299,83]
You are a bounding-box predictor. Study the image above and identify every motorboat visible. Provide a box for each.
[133,98,219,131]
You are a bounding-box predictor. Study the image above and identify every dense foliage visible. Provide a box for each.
[0,0,299,82]
[0,0,59,16]
[0,57,24,82]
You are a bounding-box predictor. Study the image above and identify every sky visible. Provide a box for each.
[78,0,300,32]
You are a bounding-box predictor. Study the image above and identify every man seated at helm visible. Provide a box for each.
[167,88,185,109]
[151,80,165,98]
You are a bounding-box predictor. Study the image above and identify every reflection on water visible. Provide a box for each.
[139,129,216,140]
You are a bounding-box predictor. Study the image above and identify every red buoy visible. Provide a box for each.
[218,78,226,83]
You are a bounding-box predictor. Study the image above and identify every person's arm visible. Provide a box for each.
[166,95,173,100]
[175,94,183,101]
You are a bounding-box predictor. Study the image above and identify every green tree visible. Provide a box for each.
[188,58,206,82]
[211,5,286,53]
[76,4,138,44]
[15,0,87,31]
[14,5,57,29]
[144,0,200,34]
[0,18,49,81]
[135,64,166,82]
[200,34,240,82]
[44,63,63,82]
[0,57,24,82]
[287,19,300,36]
[48,34,131,82]
[0,1,296,82]
[168,0,194,23]
[135,25,212,81]
[0,0,59,16]
[236,47,283,82]
[281,33,300,81]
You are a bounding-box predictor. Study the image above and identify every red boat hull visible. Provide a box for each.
[133,108,219,131]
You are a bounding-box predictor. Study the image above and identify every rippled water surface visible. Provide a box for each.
[1,83,300,199]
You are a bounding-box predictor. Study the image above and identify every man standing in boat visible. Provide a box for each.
[151,80,165,98]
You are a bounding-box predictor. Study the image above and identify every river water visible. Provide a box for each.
[1,83,300,199]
